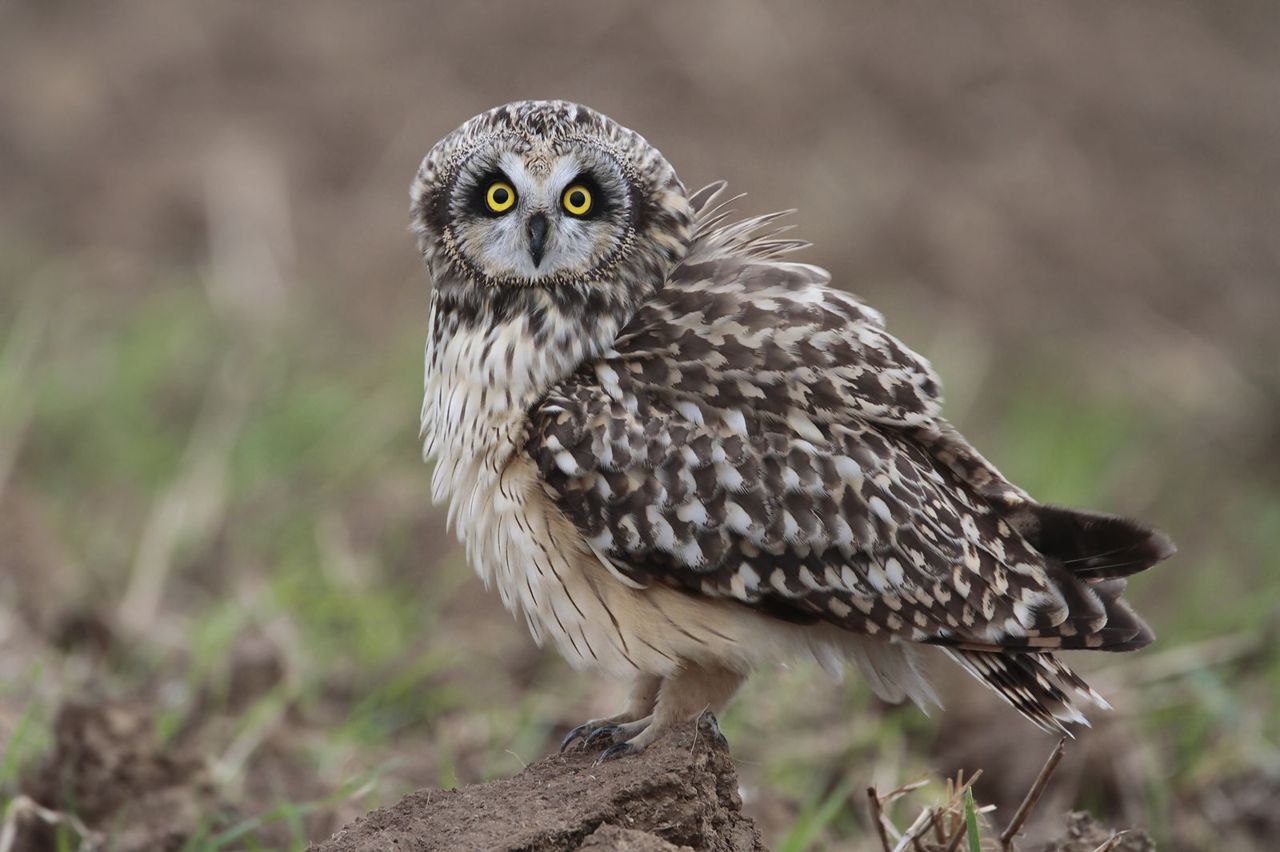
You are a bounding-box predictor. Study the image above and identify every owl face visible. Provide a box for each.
[412,102,694,313]
[444,142,634,282]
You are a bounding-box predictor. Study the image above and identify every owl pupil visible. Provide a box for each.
[571,191,585,207]
[493,188,508,203]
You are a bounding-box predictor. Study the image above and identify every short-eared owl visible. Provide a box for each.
[412,100,1173,758]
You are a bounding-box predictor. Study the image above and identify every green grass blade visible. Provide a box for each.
[963,787,981,852]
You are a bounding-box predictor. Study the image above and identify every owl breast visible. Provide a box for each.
[420,299,647,674]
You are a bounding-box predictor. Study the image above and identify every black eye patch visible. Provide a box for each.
[467,170,516,218]
[562,173,611,220]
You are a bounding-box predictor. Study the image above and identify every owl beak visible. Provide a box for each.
[527,213,549,268]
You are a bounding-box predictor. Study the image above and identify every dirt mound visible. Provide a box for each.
[313,715,763,852]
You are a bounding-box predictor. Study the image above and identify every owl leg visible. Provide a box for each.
[559,673,661,752]
[595,661,744,761]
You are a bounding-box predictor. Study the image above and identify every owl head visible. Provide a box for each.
[411,101,693,331]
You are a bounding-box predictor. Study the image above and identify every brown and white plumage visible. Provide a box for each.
[412,101,1173,754]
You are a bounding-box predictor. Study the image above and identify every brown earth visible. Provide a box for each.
[313,715,764,852]
[1039,812,1155,852]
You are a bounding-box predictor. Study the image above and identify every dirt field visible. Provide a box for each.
[1,2,1277,849]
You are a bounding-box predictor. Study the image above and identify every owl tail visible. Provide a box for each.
[1002,503,1175,653]
[945,504,1174,732]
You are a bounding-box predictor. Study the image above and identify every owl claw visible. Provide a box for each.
[584,725,622,748]
[697,710,729,749]
[560,721,624,752]
[559,723,592,752]
[560,709,655,754]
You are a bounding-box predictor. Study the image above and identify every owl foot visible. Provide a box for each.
[592,711,727,763]
[561,715,651,758]
[559,675,662,752]
[591,717,655,762]
[560,712,655,752]
[695,709,730,749]
[563,667,740,760]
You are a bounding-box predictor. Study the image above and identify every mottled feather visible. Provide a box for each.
[527,183,1174,731]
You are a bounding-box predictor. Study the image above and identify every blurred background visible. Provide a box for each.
[1,2,1277,849]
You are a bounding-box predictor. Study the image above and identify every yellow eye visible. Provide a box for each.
[485,181,516,213]
[562,184,592,216]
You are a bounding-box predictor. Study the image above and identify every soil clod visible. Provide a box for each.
[313,718,765,852]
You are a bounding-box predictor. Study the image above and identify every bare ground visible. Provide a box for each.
[3,698,1161,851]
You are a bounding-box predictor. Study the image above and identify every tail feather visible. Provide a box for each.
[1002,503,1173,652]
[944,503,1163,728]
[1024,570,1155,651]
[1009,503,1175,580]
[931,466,1174,729]
[946,648,1109,734]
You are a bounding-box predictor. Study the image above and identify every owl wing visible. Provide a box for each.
[526,189,1172,730]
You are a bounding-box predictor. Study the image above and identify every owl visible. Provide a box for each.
[411,101,1174,760]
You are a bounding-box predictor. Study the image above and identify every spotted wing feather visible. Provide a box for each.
[527,185,1173,731]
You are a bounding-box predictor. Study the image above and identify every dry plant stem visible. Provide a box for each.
[897,805,950,852]
[868,787,893,852]
[882,779,931,803]
[895,807,934,852]
[1091,833,1129,852]
[942,821,968,852]
[999,737,1068,851]
[933,804,949,844]
[877,769,992,852]
[0,795,102,852]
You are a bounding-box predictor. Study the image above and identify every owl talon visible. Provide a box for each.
[561,720,627,752]
[559,724,592,753]
[584,725,622,748]
[595,742,639,763]
[697,710,730,749]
